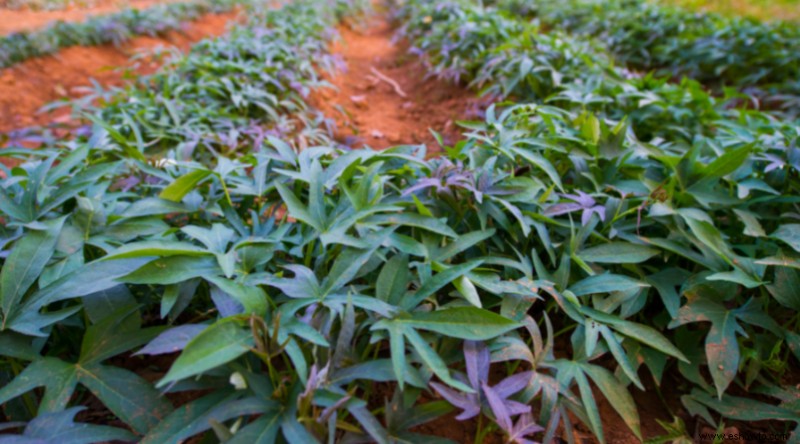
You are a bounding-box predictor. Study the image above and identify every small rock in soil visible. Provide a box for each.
[350,95,368,109]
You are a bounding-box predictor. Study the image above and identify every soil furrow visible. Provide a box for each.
[0,10,240,133]
[310,14,484,152]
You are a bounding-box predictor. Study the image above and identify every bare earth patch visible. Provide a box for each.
[310,16,483,152]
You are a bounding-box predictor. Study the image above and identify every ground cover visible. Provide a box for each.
[0,0,798,443]
[493,0,800,111]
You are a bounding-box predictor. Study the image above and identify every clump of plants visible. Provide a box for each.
[491,0,800,111]
[0,0,798,443]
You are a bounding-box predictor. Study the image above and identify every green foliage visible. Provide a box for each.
[492,0,800,111]
[0,0,798,442]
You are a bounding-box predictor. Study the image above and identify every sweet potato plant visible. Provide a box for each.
[0,0,799,443]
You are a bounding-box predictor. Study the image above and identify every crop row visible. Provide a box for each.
[395,0,800,441]
[493,0,800,109]
[400,0,800,144]
[0,0,373,441]
[0,0,244,68]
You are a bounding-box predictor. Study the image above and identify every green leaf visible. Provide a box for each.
[275,182,321,230]
[578,242,659,264]
[0,331,38,360]
[387,321,408,390]
[700,146,750,181]
[598,325,643,390]
[582,363,642,441]
[756,251,800,269]
[206,276,268,316]
[8,258,150,336]
[575,367,605,443]
[402,327,472,392]
[668,298,740,397]
[401,260,483,309]
[4,407,136,443]
[581,113,601,145]
[366,213,458,238]
[330,359,426,388]
[646,268,688,318]
[772,224,800,253]
[0,217,65,324]
[158,318,253,388]
[584,308,688,363]
[690,390,800,422]
[121,256,221,285]
[431,229,496,262]
[142,392,227,444]
[77,364,173,434]
[78,307,162,366]
[732,209,766,238]
[0,357,77,413]
[683,217,734,265]
[767,266,800,310]
[120,198,188,218]
[510,148,563,191]
[376,254,410,305]
[452,275,482,307]
[403,307,520,340]
[103,241,212,260]
[569,273,650,297]
[159,170,212,202]
[227,412,281,444]
[324,230,394,294]
[143,392,273,444]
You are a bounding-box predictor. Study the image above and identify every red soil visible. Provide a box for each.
[309,16,484,152]
[0,10,241,133]
[0,0,187,35]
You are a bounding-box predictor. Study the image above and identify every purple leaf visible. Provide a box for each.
[135,324,206,356]
[464,340,490,391]
[493,371,534,398]
[211,286,244,317]
[508,413,544,444]
[543,202,583,217]
[430,382,480,421]
[505,400,533,416]
[545,191,606,226]
[482,381,512,431]
[564,191,596,207]
[402,178,443,196]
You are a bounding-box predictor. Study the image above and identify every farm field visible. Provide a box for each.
[0,0,190,35]
[0,0,799,443]
[658,0,800,22]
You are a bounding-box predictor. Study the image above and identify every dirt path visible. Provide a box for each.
[0,0,188,35]
[0,10,240,133]
[310,16,484,152]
